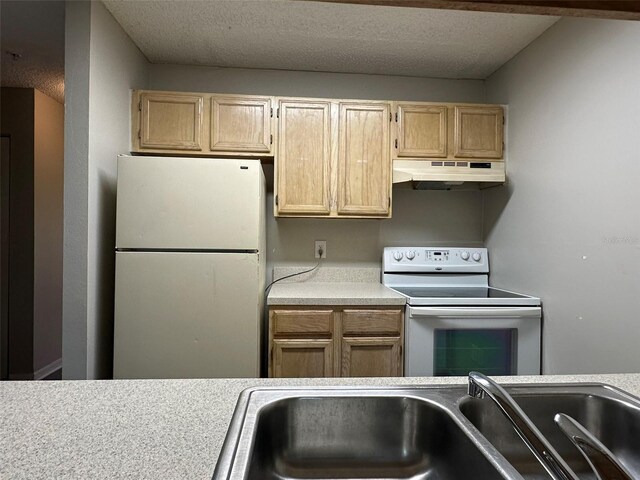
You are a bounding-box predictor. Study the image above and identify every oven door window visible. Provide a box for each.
[434,329,517,376]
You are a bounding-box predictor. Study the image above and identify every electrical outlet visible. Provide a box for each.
[315,240,327,259]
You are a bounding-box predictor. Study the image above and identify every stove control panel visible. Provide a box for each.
[383,247,489,273]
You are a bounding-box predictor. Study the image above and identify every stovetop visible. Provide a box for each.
[382,247,541,306]
[388,285,541,306]
[392,286,531,299]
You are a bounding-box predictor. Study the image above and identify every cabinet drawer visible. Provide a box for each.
[342,309,403,336]
[271,309,334,337]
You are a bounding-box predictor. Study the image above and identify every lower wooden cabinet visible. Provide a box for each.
[268,306,404,378]
[272,339,334,378]
[341,337,402,377]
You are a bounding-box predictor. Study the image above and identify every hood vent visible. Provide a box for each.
[393,159,505,190]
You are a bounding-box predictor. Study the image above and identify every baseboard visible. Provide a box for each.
[34,358,62,380]
[7,358,62,380]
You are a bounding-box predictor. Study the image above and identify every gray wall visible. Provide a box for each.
[33,90,64,374]
[0,87,63,379]
[150,65,487,278]
[484,17,640,374]
[148,64,486,102]
[266,188,484,270]
[63,1,90,379]
[1,88,35,377]
[63,1,148,379]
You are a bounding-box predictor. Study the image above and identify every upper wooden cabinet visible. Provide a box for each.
[396,104,447,158]
[337,102,391,216]
[393,102,504,161]
[276,99,331,215]
[132,90,275,157]
[139,92,204,151]
[132,91,505,219]
[274,98,392,219]
[453,105,504,159]
[210,96,272,153]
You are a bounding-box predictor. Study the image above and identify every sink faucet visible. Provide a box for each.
[554,413,633,480]
[467,371,580,480]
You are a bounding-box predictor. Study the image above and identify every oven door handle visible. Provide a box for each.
[409,307,541,318]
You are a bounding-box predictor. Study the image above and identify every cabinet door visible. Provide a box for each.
[139,92,203,151]
[337,102,391,216]
[276,100,331,215]
[210,96,272,153]
[453,106,503,159]
[396,104,447,158]
[341,337,402,377]
[272,339,334,378]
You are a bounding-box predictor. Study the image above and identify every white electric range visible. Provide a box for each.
[382,247,542,377]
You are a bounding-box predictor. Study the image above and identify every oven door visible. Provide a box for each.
[405,306,541,377]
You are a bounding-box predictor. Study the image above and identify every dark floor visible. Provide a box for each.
[42,368,62,380]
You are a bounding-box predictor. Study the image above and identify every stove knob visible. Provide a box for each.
[406,251,415,260]
[393,251,404,261]
[472,252,482,262]
[461,251,470,261]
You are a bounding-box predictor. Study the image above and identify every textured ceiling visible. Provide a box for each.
[1,1,65,103]
[103,0,558,79]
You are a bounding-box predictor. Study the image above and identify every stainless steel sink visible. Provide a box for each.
[245,395,505,479]
[212,384,640,480]
[459,384,640,479]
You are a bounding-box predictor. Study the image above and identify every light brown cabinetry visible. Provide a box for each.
[337,102,391,216]
[272,339,334,378]
[453,105,503,159]
[275,98,392,219]
[276,99,332,215]
[268,306,403,378]
[138,92,204,151]
[340,308,403,377]
[132,90,506,217]
[341,337,402,377]
[269,309,334,378]
[132,90,274,157]
[394,102,504,161]
[210,96,272,153]
[396,104,447,158]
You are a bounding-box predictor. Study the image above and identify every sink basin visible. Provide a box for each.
[213,386,514,479]
[212,384,640,480]
[459,384,640,479]
[247,396,501,479]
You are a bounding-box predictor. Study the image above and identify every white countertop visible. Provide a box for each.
[2,373,640,479]
[267,265,406,306]
[267,281,406,305]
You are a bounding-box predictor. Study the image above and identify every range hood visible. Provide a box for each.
[392,159,505,190]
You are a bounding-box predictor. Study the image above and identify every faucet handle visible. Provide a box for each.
[554,413,633,480]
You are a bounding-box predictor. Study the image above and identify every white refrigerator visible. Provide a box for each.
[113,155,265,379]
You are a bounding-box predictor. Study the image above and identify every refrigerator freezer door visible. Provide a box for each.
[114,252,260,379]
[116,155,263,250]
